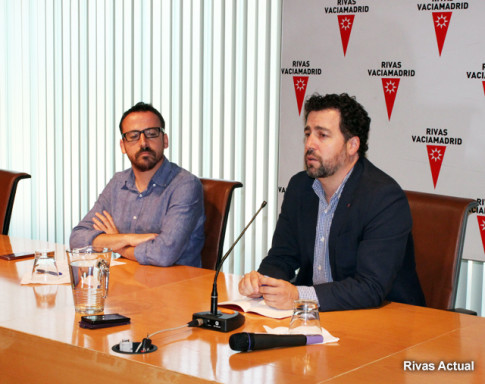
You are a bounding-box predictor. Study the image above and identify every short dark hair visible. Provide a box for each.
[118,102,165,134]
[304,93,370,157]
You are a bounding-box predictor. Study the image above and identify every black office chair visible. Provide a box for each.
[405,190,478,314]
[0,169,31,235]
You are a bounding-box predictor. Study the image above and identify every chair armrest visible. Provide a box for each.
[449,308,477,316]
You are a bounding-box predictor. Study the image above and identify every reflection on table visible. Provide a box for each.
[0,235,484,383]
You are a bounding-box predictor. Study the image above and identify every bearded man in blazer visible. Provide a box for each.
[239,93,425,311]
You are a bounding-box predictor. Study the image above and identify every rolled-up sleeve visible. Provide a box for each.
[134,178,204,267]
[69,180,114,249]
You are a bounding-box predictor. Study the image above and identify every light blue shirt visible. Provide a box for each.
[297,169,353,303]
[69,157,205,267]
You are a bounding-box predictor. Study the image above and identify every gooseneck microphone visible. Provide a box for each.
[229,332,324,352]
[192,201,267,332]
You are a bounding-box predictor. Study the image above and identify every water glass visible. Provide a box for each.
[288,299,322,335]
[31,250,59,283]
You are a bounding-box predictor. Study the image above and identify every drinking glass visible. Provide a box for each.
[31,250,59,283]
[288,299,322,335]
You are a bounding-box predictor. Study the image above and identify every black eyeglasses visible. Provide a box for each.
[122,127,164,142]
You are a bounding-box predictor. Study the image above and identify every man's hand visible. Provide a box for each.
[259,275,299,310]
[93,233,157,261]
[115,246,136,261]
[126,233,158,247]
[93,211,119,234]
[101,233,157,253]
[90,210,158,263]
[238,271,264,298]
[238,272,299,309]
[105,233,156,261]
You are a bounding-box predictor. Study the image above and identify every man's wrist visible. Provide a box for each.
[93,233,130,249]
[118,246,136,261]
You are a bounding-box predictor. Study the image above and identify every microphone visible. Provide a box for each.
[229,332,323,352]
[192,201,267,332]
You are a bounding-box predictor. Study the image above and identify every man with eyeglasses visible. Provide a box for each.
[69,102,205,267]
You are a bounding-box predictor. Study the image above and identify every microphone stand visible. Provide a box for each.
[193,201,267,332]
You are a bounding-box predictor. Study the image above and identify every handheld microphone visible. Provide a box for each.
[229,332,323,352]
[192,201,267,332]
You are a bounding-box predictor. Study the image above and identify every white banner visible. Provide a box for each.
[279,0,485,261]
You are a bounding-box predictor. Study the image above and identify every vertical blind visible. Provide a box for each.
[0,0,282,275]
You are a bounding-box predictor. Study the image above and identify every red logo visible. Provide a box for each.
[478,216,485,254]
[337,15,355,56]
[482,81,485,96]
[432,12,452,56]
[426,145,446,188]
[381,78,400,120]
[293,76,309,115]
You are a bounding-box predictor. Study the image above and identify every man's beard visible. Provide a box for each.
[305,148,346,179]
[130,146,163,172]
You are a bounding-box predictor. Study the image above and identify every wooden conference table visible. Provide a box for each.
[0,235,483,383]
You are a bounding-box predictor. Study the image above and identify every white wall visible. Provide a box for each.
[278,0,485,314]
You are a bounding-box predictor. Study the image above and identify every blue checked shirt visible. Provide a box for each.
[297,169,353,304]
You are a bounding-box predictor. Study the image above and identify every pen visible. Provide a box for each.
[35,269,62,276]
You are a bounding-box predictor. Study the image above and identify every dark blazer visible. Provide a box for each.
[259,157,425,311]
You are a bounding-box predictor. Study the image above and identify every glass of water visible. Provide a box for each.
[31,250,59,283]
[288,299,322,335]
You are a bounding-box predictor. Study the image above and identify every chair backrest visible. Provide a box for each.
[405,190,478,310]
[0,169,31,235]
[200,178,243,270]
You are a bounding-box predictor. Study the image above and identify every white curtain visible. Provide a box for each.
[0,0,282,275]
